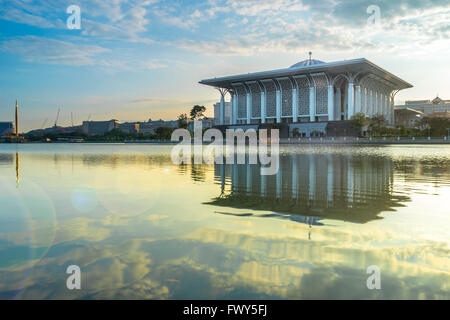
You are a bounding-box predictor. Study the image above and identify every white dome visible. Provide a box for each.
[290,59,325,68]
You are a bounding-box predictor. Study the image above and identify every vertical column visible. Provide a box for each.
[390,95,395,125]
[229,93,234,125]
[335,88,341,120]
[375,91,380,114]
[233,94,238,124]
[347,80,354,119]
[386,94,391,124]
[354,85,361,115]
[378,91,382,115]
[374,91,379,115]
[343,86,348,119]
[362,87,367,114]
[292,88,298,123]
[261,91,266,124]
[246,93,251,124]
[380,92,384,117]
[219,94,225,125]
[309,86,315,122]
[228,92,234,124]
[276,90,281,123]
[328,85,334,121]
[386,95,390,122]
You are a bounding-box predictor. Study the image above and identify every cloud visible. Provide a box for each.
[0,36,109,66]
[0,35,167,72]
[226,0,308,16]
[0,0,157,42]
[150,0,449,57]
[2,0,448,59]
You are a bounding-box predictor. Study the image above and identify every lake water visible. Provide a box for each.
[0,143,449,299]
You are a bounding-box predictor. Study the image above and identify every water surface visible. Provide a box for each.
[0,143,449,299]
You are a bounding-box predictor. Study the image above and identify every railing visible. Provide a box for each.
[282,136,450,144]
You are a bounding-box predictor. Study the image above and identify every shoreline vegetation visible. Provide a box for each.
[2,130,450,145]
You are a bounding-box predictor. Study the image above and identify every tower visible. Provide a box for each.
[15,100,18,137]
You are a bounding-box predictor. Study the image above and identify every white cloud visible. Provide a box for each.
[0,0,157,42]
[0,36,109,66]
[0,35,166,71]
[161,0,450,57]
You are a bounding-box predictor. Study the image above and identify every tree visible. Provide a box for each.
[418,116,450,137]
[368,114,387,135]
[292,128,300,138]
[350,112,369,134]
[190,105,206,121]
[155,127,173,140]
[177,113,188,129]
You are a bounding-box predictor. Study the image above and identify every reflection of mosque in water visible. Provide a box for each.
[210,154,410,224]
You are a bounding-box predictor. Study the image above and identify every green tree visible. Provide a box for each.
[155,127,174,140]
[190,105,206,121]
[177,113,188,129]
[368,114,387,135]
[418,116,450,137]
[350,112,369,134]
[292,128,300,138]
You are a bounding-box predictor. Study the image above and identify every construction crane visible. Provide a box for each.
[87,114,91,122]
[54,108,60,128]
[71,112,74,127]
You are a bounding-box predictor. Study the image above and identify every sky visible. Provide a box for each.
[0,0,449,132]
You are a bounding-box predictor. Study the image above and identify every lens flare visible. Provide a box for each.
[0,177,56,299]
[71,187,99,213]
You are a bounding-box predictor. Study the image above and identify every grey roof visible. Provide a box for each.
[394,107,424,114]
[199,58,413,90]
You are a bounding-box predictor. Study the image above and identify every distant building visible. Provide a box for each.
[81,120,118,134]
[428,111,450,119]
[395,96,450,116]
[119,123,140,134]
[394,108,423,128]
[139,119,178,135]
[0,122,14,136]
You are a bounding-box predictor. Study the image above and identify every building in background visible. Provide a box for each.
[428,111,450,118]
[200,55,412,137]
[395,96,450,116]
[119,122,140,134]
[0,122,14,136]
[81,120,118,134]
[139,119,179,135]
[394,108,423,128]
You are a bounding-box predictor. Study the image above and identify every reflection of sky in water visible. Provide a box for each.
[0,144,448,299]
